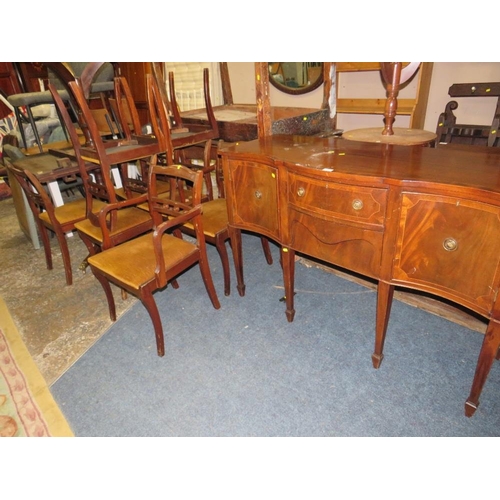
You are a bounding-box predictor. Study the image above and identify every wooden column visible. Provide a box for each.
[322,62,334,110]
[255,62,272,138]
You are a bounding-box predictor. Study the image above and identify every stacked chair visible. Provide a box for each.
[109,76,172,201]
[8,62,272,354]
[151,63,219,200]
[147,71,273,296]
[4,62,124,285]
[49,66,222,355]
[49,80,156,264]
[147,74,236,296]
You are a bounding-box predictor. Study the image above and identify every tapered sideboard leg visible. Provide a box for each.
[372,281,394,369]
[228,227,245,297]
[465,319,500,417]
[281,247,296,322]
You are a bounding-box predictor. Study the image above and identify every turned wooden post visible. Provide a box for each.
[380,62,421,136]
[381,62,402,136]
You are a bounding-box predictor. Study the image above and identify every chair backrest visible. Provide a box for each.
[168,67,219,138]
[5,158,57,228]
[148,163,203,228]
[109,75,154,198]
[146,73,174,163]
[111,76,143,139]
[150,63,219,140]
[48,81,118,227]
[151,63,176,126]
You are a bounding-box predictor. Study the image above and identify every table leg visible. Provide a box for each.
[111,167,123,188]
[46,180,73,237]
[465,319,500,417]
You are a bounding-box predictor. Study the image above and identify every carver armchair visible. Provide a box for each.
[87,163,221,357]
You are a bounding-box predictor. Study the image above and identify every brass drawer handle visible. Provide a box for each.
[297,187,305,197]
[352,199,364,211]
[443,237,458,252]
[255,190,262,199]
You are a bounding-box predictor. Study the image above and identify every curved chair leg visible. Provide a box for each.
[261,237,273,265]
[90,269,117,322]
[38,223,53,272]
[53,227,73,286]
[140,288,165,357]
[215,234,231,296]
[198,253,221,310]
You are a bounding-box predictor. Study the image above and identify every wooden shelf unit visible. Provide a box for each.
[334,62,434,129]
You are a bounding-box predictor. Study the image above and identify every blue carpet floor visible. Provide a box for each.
[51,233,500,436]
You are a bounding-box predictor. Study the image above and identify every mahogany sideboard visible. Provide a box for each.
[219,135,500,417]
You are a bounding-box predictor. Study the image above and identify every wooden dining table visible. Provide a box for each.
[179,104,337,143]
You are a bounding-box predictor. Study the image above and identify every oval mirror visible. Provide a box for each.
[268,62,324,95]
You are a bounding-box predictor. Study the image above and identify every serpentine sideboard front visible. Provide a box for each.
[219,135,500,417]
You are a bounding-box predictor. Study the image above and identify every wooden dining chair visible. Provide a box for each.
[48,81,155,263]
[167,66,219,146]
[110,76,172,200]
[110,75,143,139]
[86,163,221,357]
[147,73,273,296]
[151,63,219,200]
[5,157,105,286]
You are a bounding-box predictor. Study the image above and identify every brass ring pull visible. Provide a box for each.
[255,190,262,199]
[352,199,363,211]
[443,237,458,252]
[297,187,305,197]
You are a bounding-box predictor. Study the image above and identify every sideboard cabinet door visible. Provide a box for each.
[392,192,500,315]
[224,159,280,241]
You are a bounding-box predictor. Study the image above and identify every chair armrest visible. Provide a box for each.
[95,193,149,236]
[152,204,203,284]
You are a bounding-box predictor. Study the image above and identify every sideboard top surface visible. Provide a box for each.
[220,135,500,195]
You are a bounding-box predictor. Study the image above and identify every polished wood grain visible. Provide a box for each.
[220,134,500,417]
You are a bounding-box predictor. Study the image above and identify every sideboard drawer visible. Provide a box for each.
[393,192,500,314]
[289,208,384,278]
[288,173,387,228]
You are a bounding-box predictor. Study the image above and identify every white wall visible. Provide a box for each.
[227,62,500,133]
[424,62,500,131]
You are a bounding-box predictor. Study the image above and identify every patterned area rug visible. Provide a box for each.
[0,296,73,437]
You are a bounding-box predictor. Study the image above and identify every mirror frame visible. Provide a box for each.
[268,62,324,95]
